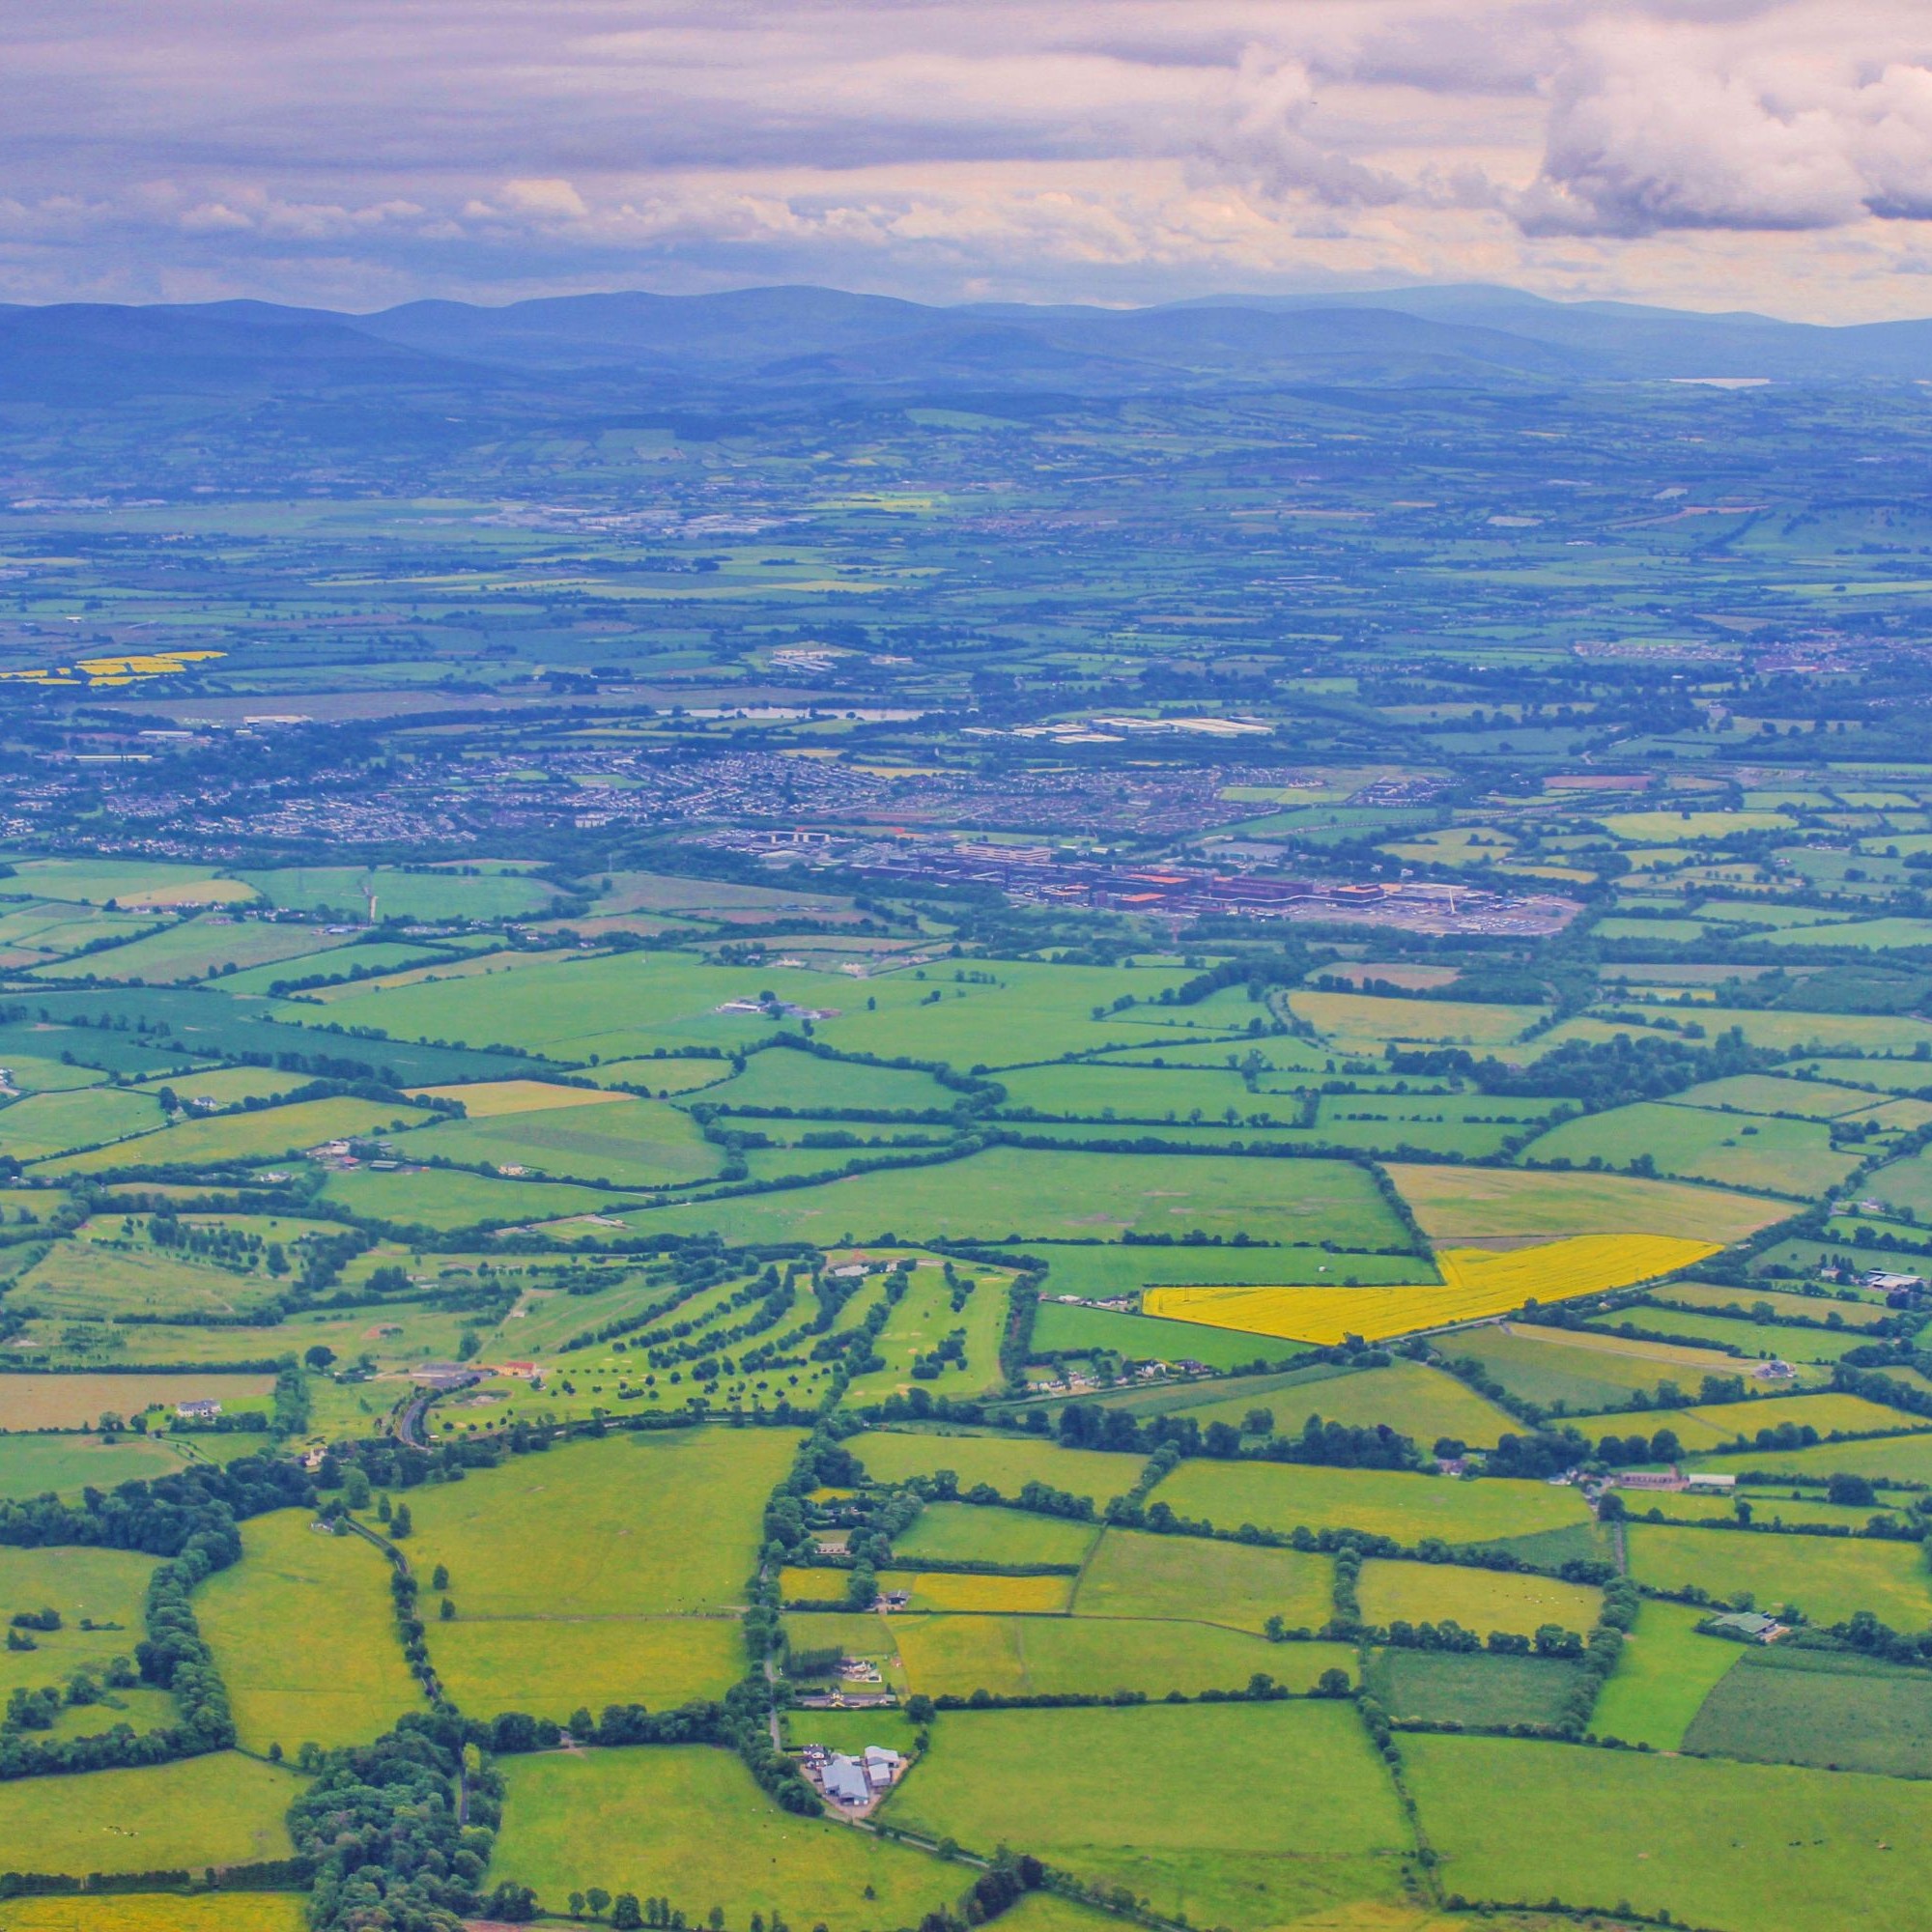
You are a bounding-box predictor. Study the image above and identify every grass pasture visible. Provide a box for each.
[1442,1323,1763,1412]
[1356,1560,1600,1639]
[1,1088,166,1161]
[0,1752,298,1875]
[1589,1600,1742,1748]
[1682,1643,1932,1776]
[1150,1461,1589,1547]
[1623,1522,1932,1627]
[1368,1647,1586,1728]
[431,1613,744,1720]
[1519,1102,1856,1197]
[1405,1732,1932,1932]
[1688,1433,1932,1482]
[1589,1304,1876,1362]
[0,1546,156,1696]
[401,1095,721,1188]
[494,1744,958,1925]
[403,1428,798,1618]
[0,1431,185,1498]
[43,1095,434,1177]
[884,1701,1413,1930]
[632,1146,1413,1249]
[891,1503,1098,1568]
[194,1510,420,1753]
[1112,1360,1520,1451]
[848,1430,1145,1505]
[889,1613,1354,1698]
[1070,1529,1335,1634]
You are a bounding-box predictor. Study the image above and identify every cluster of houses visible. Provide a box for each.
[798,1742,904,1809]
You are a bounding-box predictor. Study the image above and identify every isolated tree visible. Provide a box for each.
[587,1889,612,1918]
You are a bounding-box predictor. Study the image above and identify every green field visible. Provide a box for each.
[697,1050,956,1112]
[1690,1433,1932,1481]
[241,864,558,921]
[0,1431,187,1498]
[1682,1644,1932,1776]
[1150,1461,1591,1547]
[884,1701,1413,1929]
[1405,1732,1932,1932]
[890,1613,1354,1697]
[1021,1246,1439,1299]
[43,1095,433,1177]
[1070,1528,1334,1634]
[405,1428,798,1617]
[194,1510,421,1753]
[1519,1101,1856,1197]
[1623,1522,1932,1628]
[0,1546,156,1696]
[891,1503,1098,1568]
[31,917,355,986]
[321,1164,638,1229]
[1,1087,166,1161]
[0,1752,298,1875]
[431,1613,744,1720]
[402,1094,722,1188]
[1589,1601,1745,1748]
[1368,1647,1586,1727]
[1444,1322,1762,1411]
[1168,1360,1520,1450]
[629,1146,1413,1248]
[1356,1560,1600,1639]
[1590,1304,1873,1363]
[493,1745,958,1924]
[848,1430,1145,1504]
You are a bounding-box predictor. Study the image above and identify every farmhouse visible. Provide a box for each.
[175,1399,221,1420]
[821,1755,870,1806]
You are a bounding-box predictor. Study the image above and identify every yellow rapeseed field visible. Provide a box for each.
[1143,1234,1719,1346]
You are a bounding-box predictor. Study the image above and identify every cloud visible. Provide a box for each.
[7,1,1932,313]
[1521,20,1932,235]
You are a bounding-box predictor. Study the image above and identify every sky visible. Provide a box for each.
[11,0,1932,320]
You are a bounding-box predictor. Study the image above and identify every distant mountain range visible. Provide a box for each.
[5,282,1932,404]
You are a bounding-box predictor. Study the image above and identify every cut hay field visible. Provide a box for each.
[409,1078,634,1116]
[195,1510,420,1753]
[1405,1732,1932,1932]
[0,1752,298,1876]
[1145,1235,1718,1345]
[431,1613,744,1720]
[494,1744,958,1924]
[1589,1601,1742,1748]
[884,1701,1413,1931]
[1150,1461,1589,1547]
[1150,1360,1520,1450]
[0,1546,156,1697]
[1624,1522,1932,1628]
[1069,1529,1334,1634]
[849,1431,1145,1505]
[890,1614,1354,1698]
[404,1428,798,1618]
[1356,1560,1600,1639]
[1625,1389,1924,1452]
[631,1146,1414,1249]
[0,1370,274,1430]
[1288,989,1544,1048]
[1668,1073,1889,1119]
[890,1503,1098,1568]
[1384,1164,1790,1242]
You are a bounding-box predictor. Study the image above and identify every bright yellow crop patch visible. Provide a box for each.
[1143,1234,1719,1345]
